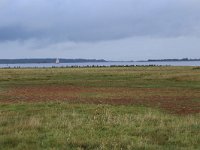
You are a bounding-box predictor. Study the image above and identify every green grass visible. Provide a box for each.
[0,102,199,150]
[0,66,200,149]
[0,67,200,88]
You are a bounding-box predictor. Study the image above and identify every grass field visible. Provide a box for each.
[0,66,200,149]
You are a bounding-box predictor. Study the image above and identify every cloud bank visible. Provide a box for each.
[0,0,200,60]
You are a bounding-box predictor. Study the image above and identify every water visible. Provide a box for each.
[0,61,200,68]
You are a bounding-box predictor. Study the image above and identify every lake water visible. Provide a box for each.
[0,61,200,68]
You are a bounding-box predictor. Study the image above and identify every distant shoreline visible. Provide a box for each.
[0,59,107,64]
[147,58,200,62]
[0,58,200,64]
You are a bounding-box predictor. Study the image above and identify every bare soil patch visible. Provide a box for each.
[1,85,200,115]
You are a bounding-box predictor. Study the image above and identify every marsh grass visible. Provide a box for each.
[0,67,200,89]
[0,102,200,150]
[0,67,200,149]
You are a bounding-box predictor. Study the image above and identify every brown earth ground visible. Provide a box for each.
[1,85,200,115]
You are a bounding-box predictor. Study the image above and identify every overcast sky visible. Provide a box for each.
[0,0,200,60]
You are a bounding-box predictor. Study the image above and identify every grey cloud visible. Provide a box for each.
[0,0,200,42]
[1,36,200,60]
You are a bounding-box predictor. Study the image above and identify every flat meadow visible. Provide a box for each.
[0,66,200,149]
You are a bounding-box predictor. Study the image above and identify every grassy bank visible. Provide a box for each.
[0,66,200,114]
[0,102,199,149]
[0,66,200,149]
[1,66,200,89]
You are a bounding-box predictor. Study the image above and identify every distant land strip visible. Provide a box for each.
[147,58,200,62]
[0,58,200,64]
[0,59,107,64]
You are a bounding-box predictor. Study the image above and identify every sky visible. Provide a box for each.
[0,0,200,61]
